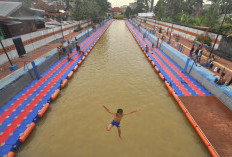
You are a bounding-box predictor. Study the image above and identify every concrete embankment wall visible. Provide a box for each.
[137,17,223,49]
[217,36,232,60]
[0,19,108,107]
[0,20,90,65]
[137,24,232,110]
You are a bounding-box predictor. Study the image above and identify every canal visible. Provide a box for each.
[17,20,209,157]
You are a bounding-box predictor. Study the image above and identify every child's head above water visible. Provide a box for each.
[117,109,123,114]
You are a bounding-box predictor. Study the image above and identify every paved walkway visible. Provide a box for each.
[135,19,232,82]
[0,28,88,81]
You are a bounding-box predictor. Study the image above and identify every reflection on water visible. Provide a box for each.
[17,20,209,157]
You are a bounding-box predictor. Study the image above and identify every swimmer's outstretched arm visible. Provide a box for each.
[101,105,114,115]
[123,109,141,115]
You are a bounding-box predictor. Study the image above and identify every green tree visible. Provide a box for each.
[204,1,220,28]
[153,0,166,20]
[125,7,132,18]
[66,0,70,7]
[136,0,150,12]
[194,16,206,26]
[164,0,183,20]
[207,0,232,14]
[182,0,203,16]
[71,0,110,22]
[71,0,91,21]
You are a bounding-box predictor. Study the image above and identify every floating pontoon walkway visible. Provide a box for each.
[0,19,113,157]
[126,20,232,157]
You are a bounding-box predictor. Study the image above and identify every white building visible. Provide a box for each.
[120,5,128,13]
[129,2,137,10]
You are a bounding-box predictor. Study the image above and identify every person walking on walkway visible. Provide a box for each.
[155,26,157,35]
[57,46,62,59]
[194,45,201,62]
[159,27,162,34]
[152,42,155,48]
[92,25,96,32]
[189,44,195,58]
[208,55,215,70]
[60,41,66,55]
[160,34,165,48]
[175,35,180,48]
[67,40,72,55]
[194,45,200,56]
[145,45,149,52]
[76,42,80,52]
[197,47,203,63]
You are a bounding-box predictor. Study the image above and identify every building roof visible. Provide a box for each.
[0,1,22,17]
[0,16,17,21]
[34,0,65,13]
[30,8,45,13]
[16,16,44,20]
[110,7,121,12]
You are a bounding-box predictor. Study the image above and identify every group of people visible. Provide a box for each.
[134,19,232,87]
[189,44,216,70]
[57,39,85,61]
[189,44,232,86]
[189,44,203,63]
[214,72,232,86]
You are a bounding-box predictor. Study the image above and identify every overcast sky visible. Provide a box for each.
[108,0,157,8]
[108,0,210,8]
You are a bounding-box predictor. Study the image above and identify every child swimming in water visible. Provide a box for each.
[101,104,140,140]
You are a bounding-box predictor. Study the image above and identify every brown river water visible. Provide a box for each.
[17,20,209,157]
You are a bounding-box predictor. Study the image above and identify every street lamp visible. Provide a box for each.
[168,23,174,44]
[60,17,64,39]
[150,0,154,12]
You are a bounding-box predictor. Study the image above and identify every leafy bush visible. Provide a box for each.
[113,15,126,19]
[219,24,232,37]
[74,24,82,32]
[195,34,212,47]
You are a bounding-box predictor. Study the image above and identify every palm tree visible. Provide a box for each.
[204,1,220,28]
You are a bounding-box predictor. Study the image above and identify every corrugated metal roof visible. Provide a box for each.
[0,16,17,21]
[0,1,22,17]
[15,16,44,20]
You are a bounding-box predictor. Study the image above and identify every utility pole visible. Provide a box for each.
[60,17,64,39]
[150,0,154,12]
[168,23,174,44]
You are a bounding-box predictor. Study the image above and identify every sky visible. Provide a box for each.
[108,0,210,8]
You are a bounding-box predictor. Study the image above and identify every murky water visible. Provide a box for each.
[17,20,209,157]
